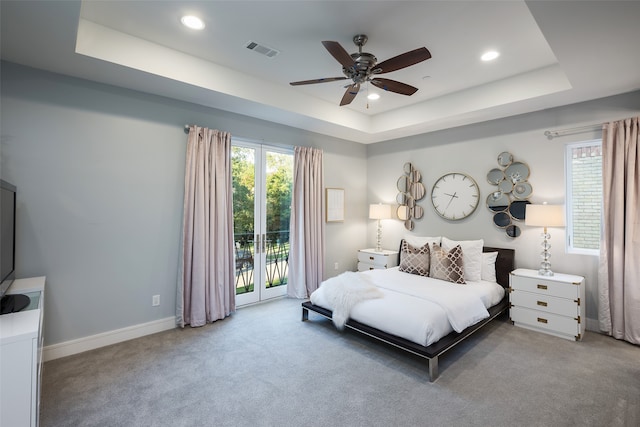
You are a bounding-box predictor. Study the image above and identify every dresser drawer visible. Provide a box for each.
[357,262,385,272]
[357,251,398,268]
[510,290,580,317]
[510,306,581,338]
[510,275,580,300]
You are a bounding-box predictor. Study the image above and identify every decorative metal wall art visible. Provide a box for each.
[396,162,426,230]
[486,152,532,238]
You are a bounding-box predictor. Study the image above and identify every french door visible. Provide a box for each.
[232,141,293,306]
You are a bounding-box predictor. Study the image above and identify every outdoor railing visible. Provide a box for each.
[234,230,289,294]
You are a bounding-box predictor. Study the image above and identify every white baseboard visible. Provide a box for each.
[43,317,177,362]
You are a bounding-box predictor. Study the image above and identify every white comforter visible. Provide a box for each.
[310,267,505,347]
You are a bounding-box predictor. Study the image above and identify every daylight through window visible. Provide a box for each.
[565,140,602,255]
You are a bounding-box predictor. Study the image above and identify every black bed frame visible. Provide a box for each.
[301,246,515,381]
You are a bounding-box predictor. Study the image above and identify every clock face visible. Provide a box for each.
[431,173,480,220]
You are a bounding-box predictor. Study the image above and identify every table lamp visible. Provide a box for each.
[525,203,565,276]
[369,203,391,252]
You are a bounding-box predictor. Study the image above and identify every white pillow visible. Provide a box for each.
[441,237,483,282]
[404,235,441,248]
[481,252,498,283]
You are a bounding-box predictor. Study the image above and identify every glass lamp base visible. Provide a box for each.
[538,268,554,276]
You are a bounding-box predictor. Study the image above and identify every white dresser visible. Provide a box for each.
[357,249,399,271]
[0,277,46,427]
[509,268,585,341]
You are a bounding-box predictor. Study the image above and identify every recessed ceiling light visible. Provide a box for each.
[481,51,500,61]
[367,93,380,100]
[181,15,205,30]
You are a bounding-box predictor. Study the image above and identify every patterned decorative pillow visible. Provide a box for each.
[430,244,466,284]
[441,237,483,282]
[398,240,430,276]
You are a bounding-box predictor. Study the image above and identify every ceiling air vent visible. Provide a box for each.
[245,40,280,58]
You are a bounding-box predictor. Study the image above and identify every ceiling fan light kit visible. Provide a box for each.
[290,34,431,106]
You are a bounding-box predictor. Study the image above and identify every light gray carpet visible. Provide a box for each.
[41,297,640,427]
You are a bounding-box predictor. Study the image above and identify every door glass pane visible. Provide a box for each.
[232,146,256,296]
[264,151,293,289]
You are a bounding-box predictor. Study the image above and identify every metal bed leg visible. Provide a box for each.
[428,356,439,382]
[302,307,309,321]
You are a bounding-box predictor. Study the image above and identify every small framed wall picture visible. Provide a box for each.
[326,188,345,222]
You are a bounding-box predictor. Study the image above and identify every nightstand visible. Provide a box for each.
[357,249,399,271]
[509,268,585,341]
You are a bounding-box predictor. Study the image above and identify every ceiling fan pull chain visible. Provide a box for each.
[366,82,370,109]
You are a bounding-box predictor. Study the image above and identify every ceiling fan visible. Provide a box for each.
[290,34,432,106]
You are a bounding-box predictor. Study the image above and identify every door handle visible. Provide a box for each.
[255,234,260,254]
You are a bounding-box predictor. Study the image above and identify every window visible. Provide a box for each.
[565,140,602,255]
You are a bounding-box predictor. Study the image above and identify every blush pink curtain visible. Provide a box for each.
[177,126,235,327]
[598,116,640,344]
[288,146,325,298]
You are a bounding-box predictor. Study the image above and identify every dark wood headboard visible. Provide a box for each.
[483,246,515,288]
[397,240,515,288]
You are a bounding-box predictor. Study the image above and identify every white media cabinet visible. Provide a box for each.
[0,276,46,427]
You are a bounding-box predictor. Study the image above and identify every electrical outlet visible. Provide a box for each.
[334,262,339,270]
[152,295,160,306]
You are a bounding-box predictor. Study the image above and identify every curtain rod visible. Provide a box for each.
[184,124,192,134]
[544,124,601,140]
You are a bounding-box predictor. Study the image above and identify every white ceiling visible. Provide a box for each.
[2,1,639,144]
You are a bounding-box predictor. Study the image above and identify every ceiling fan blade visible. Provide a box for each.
[340,83,360,106]
[322,41,355,69]
[290,77,348,86]
[370,78,418,96]
[375,47,432,74]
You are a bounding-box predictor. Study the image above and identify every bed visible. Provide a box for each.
[301,239,515,381]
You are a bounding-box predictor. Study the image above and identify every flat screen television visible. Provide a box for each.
[1,179,29,314]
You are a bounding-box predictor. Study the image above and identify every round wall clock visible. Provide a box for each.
[431,172,480,220]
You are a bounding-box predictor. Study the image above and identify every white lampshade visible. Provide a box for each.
[369,203,391,220]
[525,204,565,227]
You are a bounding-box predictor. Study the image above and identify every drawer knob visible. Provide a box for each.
[537,301,548,307]
[369,256,374,260]
[537,317,548,324]
[537,284,548,290]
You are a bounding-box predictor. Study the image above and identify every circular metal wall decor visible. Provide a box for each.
[396,162,426,230]
[497,151,514,167]
[486,191,510,212]
[493,212,511,228]
[485,152,533,238]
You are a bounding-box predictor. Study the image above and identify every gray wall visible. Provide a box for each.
[3,59,638,345]
[366,90,640,327]
[0,62,367,345]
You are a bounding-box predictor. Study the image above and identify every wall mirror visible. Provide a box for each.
[486,152,533,238]
[504,162,530,183]
[396,162,426,230]
[508,200,530,221]
[397,205,410,221]
[486,192,510,212]
[497,151,513,167]
[487,168,504,185]
[493,212,511,228]
[397,176,409,193]
[498,179,513,193]
[513,182,533,199]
